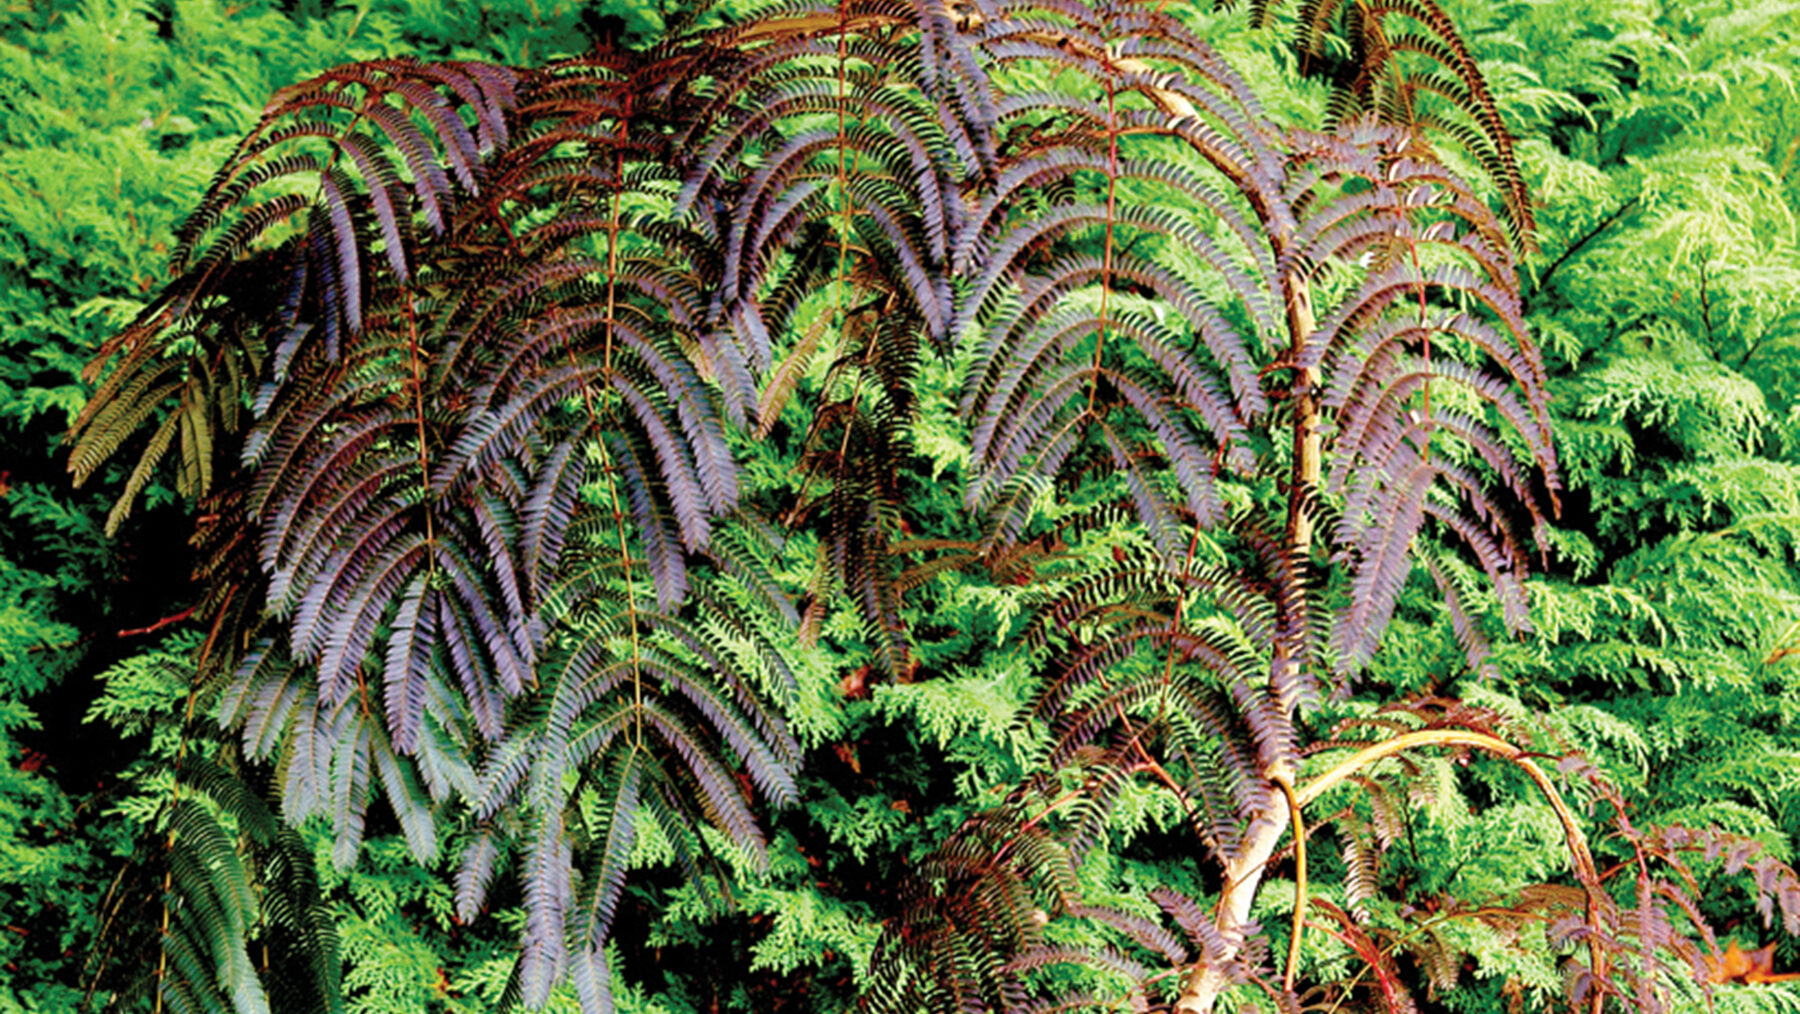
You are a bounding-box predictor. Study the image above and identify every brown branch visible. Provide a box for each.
[1532,196,1639,301]
[116,606,196,639]
[1296,729,1609,1014]
[1275,772,1307,994]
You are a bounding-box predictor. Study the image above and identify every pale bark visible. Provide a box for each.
[1172,270,1319,1014]
[1173,798,1290,1014]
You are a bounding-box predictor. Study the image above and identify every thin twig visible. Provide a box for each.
[1531,196,1639,301]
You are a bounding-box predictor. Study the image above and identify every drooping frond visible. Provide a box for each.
[671,0,986,680]
[677,0,988,357]
[951,1,1555,689]
[1215,0,1536,248]
[864,786,1081,1014]
[83,756,342,1014]
[72,35,804,1013]
[68,61,519,531]
[1019,526,1303,832]
[957,0,1283,548]
[462,563,801,1009]
[1284,129,1558,675]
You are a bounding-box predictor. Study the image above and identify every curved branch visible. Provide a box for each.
[1273,772,1306,994]
[1296,728,1607,1014]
